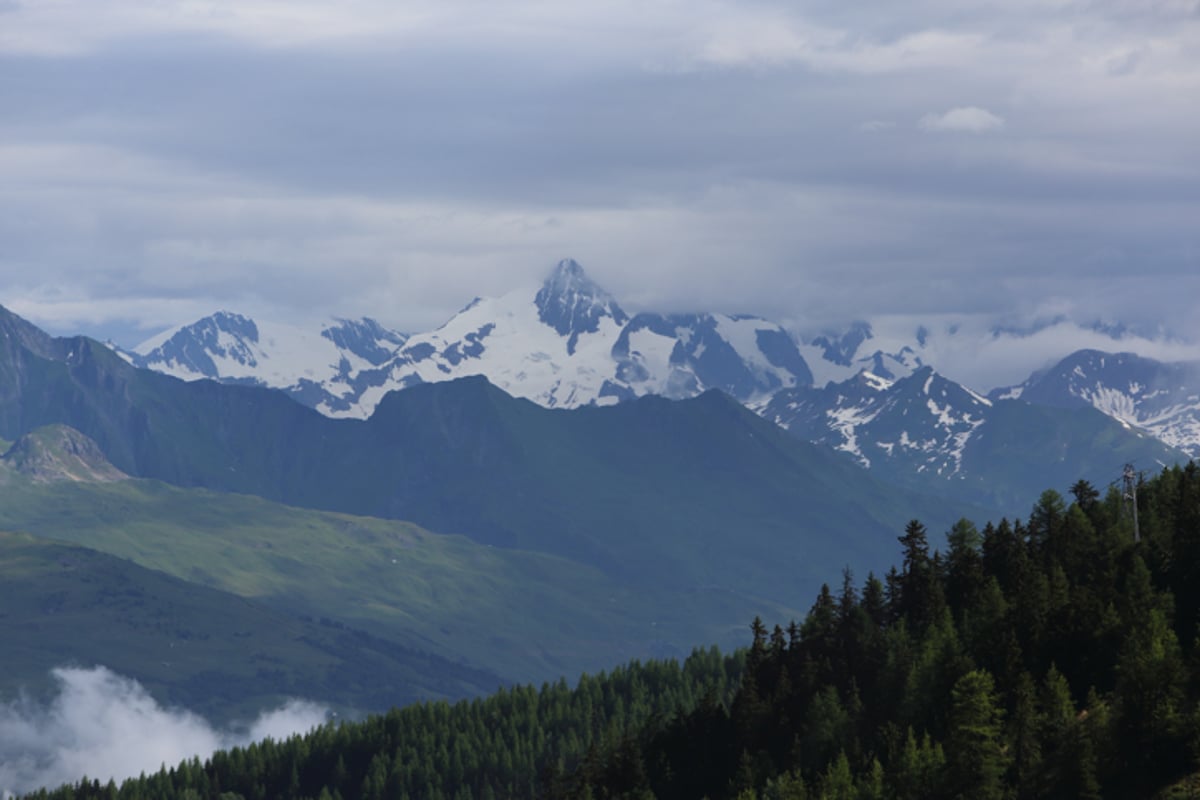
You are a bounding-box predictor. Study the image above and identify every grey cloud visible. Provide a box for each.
[0,0,1197,346]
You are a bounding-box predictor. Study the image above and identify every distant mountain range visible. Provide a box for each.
[762,365,1184,510]
[117,259,814,416]
[113,259,1200,493]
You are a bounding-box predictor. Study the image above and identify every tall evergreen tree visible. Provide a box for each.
[945,670,1008,800]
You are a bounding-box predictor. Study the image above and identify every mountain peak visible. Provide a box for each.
[2,425,128,484]
[0,304,60,361]
[549,257,587,282]
[535,259,628,354]
[129,310,263,378]
[321,317,408,366]
[134,310,259,355]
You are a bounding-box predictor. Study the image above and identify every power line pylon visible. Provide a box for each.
[1122,463,1141,543]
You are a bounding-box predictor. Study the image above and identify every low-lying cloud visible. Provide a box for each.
[0,666,327,798]
[845,312,1200,393]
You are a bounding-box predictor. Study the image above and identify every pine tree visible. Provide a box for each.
[1007,671,1042,800]
[888,728,945,800]
[817,752,855,800]
[944,519,985,617]
[761,769,808,800]
[896,520,945,631]
[1114,604,1188,777]
[1070,480,1100,512]
[945,670,1008,800]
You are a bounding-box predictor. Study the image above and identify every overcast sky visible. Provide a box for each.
[2,0,1198,353]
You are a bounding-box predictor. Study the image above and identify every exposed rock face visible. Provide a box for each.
[535,258,629,355]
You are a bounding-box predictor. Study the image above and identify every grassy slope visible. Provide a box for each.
[0,530,503,723]
[0,475,797,688]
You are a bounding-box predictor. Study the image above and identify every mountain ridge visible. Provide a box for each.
[762,363,1188,510]
[992,348,1200,457]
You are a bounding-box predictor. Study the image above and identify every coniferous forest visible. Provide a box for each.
[24,462,1200,800]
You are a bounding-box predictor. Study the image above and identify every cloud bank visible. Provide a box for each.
[852,314,1200,393]
[0,667,327,798]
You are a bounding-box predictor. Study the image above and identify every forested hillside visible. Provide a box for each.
[567,463,1200,799]
[24,462,1200,800]
[21,650,743,800]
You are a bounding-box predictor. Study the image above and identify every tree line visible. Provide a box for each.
[21,649,741,800]
[565,464,1200,798]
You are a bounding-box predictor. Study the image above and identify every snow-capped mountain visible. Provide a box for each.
[761,366,992,475]
[762,363,1186,510]
[794,321,927,388]
[119,259,815,417]
[120,312,409,414]
[992,349,1200,457]
[608,311,814,403]
[367,259,814,413]
[348,261,631,412]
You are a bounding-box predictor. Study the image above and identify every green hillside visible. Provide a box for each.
[0,462,796,686]
[0,531,501,723]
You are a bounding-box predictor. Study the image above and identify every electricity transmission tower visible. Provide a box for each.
[1122,463,1141,543]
